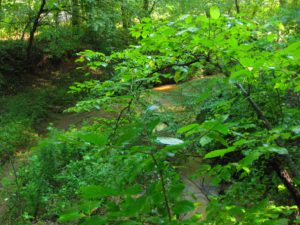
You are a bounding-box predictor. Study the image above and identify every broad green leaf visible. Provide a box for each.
[78,132,108,147]
[173,200,195,214]
[121,197,147,216]
[156,137,184,145]
[214,123,230,135]
[174,71,183,83]
[59,211,84,222]
[118,221,139,225]
[147,118,160,133]
[202,119,229,135]
[81,185,119,199]
[80,216,108,225]
[177,123,200,134]
[273,218,289,225]
[123,185,142,195]
[233,139,250,147]
[261,146,288,155]
[210,6,220,19]
[204,147,236,159]
[291,125,300,134]
[79,201,101,214]
[169,183,185,200]
[199,135,212,146]
[238,151,262,168]
[116,123,143,146]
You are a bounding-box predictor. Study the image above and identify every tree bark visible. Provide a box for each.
[213,60,300,211]
[143,0,149,11]
[121,0,128,30]
[26,0,46,62]
[235,0,240,14]
[71,0,80,26]
[143,0,149,16]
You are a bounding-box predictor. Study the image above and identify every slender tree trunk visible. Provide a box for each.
[143,0,149,16]
[21,18,31,41]
[235,0,240,14]
[121,0,128,30]
[71,0,80,26]
[27,0,46,62]
[0,0,2,26]
[143,0,149,11]
[211,60,300,211]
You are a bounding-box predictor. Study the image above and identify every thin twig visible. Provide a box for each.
[150,153,172,221]
[9,158,23,218]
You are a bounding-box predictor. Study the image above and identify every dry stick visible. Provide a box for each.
[181,174,210,202]
[112,97,134,135]
[235,83,272,129]
[150,153,172,221]
[111,80,145,135]
[235,82,300,210]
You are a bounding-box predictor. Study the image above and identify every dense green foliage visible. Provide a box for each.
[0,0,300,225]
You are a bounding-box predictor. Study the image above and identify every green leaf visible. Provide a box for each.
[291,125,300,134]
[156,137,184,145]
[79,201,101,214]
[78,132,108,147]
[204,147,236,159]
[147,118,160,133]
[169,183,185,200]
[173,200,195,214]
[273,218,289,225]
[262,146,288,155]
[123,185,142,195]
[121,197,147,216]
[199,135,212,146]
[214,123,229,135]
[233,139,248,147]
[80,216,108,225]
[59,211,84,222]
[118,221,139,225]
[81,185,119,199]
[238,151,262,168]
[116,123,143,146]
[210,6,220,19]
[202,119,230,135]
[177,123,200,134]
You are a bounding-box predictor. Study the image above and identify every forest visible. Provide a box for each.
[0,0,299,224]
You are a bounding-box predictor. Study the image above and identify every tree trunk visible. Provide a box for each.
[71,0,80,26]
[235,0,240,14]
[27,0,46,62]
[214,61,300,212]
[121,0,128,30]
[143,0,149,16]
[235,81,300,212]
